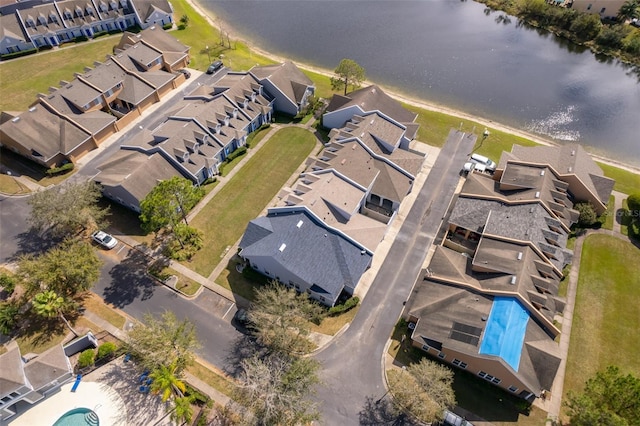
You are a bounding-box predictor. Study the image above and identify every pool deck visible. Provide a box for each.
[7,359,173,426]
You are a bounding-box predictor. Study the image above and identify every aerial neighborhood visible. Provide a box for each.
[0,2,639,425]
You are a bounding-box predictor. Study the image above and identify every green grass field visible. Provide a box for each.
[597,162,640,196]
[562,234,640,417]
[187,127,316,276]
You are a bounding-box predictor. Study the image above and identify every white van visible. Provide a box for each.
[462,162,486,174]
[470,153,496,172]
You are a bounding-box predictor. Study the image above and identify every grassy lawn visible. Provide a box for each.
[84,292,126,329]
[186,360,237,397]
[219,151,248,177]
[0,175,28,195]
[600,195,615,230]
[168,0,274,72]
[309,306,359,336]
[621,198,629,236]
[0,148,76,187]
[188,127,316,276]
[0,38,118,112]
[597,162,640,196]
[16,316,100,355]
[215,259,269,300]
[562,234,640,418]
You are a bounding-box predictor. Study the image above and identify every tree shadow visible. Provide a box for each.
[101,248,156,308]
[358,395,419,425]
[222,334,268,379]
[12,227,62,261]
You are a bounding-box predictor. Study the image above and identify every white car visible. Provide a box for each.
[91,230,118,249]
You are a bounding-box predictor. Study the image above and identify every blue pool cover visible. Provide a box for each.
[479,297,529,371]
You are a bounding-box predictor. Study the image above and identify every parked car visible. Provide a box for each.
[462,161,486,174]
[178,69,191,79]
[91,230,118,249]
[469,153,496,172]
[206,60,223,74]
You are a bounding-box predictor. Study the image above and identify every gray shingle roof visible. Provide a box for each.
[326,85,417,124]
[251,61,314,104]
[239,209,372,301]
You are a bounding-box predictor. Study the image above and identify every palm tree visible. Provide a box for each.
[618,0,639,21]
[32,290,78,336]
[149,362,187,402]
[170,396,193,425]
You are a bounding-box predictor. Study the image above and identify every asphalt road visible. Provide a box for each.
[92,248,242,369]
[313,130,477,425]
[0,195,46,263]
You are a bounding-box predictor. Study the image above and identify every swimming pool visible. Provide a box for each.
[52,407,99,426]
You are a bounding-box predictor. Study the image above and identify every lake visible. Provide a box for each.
[202,0,640,164]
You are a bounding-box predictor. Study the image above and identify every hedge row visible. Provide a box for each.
[46,162,74,176]
[328,296,359,316]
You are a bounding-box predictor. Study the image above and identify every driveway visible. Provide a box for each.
[314,130,476,425]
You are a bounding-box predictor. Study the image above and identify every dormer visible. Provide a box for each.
[110,0,118,10]
[174,147,189,162]
[38,14,47,25]
[76,6,84,17]
[120,0,127,7]
[100,2,108,12]
[49,12,58,23]
[64,9,73,20]
[26,15,36,27]
[86,6,94,15]
[184,139,198,154]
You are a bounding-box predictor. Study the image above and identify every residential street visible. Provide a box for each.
[92,249,241,369]
[314,130,476,425]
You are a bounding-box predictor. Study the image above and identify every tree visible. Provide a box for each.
[171,396,194,425]
[627,192,640,214]
[125,311,200,372]
[0,302,19,335]
[32,290,78,336]
[249,281,324,355]
[140,176,203,234]
[618,0,639,21]
[331,59,366,95]
[18,239,102,298]
[233,354,320,426]
[570,13,603,41]
[180,14,190,28]
[574,202,598,227]
[28,181,108,237]
[150,362,187,401]
[566,366,640,425]
[387,358,455,424]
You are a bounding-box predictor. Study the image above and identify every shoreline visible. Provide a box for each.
[186,0,640,174]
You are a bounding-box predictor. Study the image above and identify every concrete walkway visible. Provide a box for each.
[612,190,626,234]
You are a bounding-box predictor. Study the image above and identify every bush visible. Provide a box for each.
[46,162,74,176]
[0,302,19,335]
[97,342,117,359]
[0,48,38,60]
[202,177,217,185]
[78,349,95,368]
[570,13,603,41]
[92,30,108,39]
[328,296,360,316]
[74,35,89,43]
[163,23,173,30]
[595,25,631,50]
[575,202,598,227]
[0,273,17,295]
[627,193,640,214]
[226,146,247,162]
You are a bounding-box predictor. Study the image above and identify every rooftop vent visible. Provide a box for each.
[540,170,545,176]
[571,149,575,156]
[517,252,523,261]
[510,275,517,285]
[279,243,286,252]
[535,191,540,198]
[11,116,20,123]
[296,220,303,228]
[568,167,572,173]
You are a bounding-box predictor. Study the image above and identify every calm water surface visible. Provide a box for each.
[204,0,640,164]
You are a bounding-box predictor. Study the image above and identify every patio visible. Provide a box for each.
[8,358,173,426]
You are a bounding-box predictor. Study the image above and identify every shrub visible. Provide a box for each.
[575,202,598,227]
[97,342,117,359]
[92,30,108,39]
[627,193,640,214]
[74,35,89,43]
[0,302,19,335]
[78,349,95,368]
[163,23,173,30]
[570,13,603,41]
[328,296,360,316]
[226,146,247,162]
[0,273,17,295]
[45,162,74,176]
[595,24,631,50]
[0,48,38,60]
[202,177,217,185]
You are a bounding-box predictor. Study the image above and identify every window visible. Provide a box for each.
[438,352,446,359]
[586,3,592,10]
[452,359,467,369]
[478,371,501,384]
[478,371,487,378]
[508,386,519,393]
[600,7,605,13]
[492,377,501,384]
[421,345,430,352]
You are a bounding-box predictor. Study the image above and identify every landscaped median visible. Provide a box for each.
[561,233,640,420]
[186,127,316,277]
